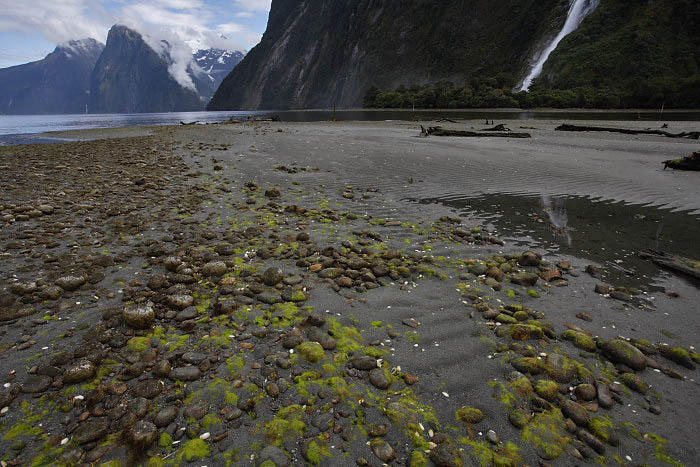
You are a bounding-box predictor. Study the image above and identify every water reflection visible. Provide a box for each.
[409,192,700,289]
[541,195,572,246]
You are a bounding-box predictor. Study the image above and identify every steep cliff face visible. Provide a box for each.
[537,0,700,107]
[0,39,104,115]
[90,25,202,113]
[208,0,568,110]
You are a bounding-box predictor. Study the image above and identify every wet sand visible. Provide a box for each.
[0,120,698,466]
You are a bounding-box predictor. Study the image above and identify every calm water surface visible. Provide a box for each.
[2,109,700,145]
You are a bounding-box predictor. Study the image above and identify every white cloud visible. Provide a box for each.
[0,0,110,43]
[0,0,265,86]
[234,0,271,12]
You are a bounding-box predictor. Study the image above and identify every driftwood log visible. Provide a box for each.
[556,123,700,140]
[663,152,700,171]
[422,126,531,138]
[482,124,511,131]
[640,251,700,281]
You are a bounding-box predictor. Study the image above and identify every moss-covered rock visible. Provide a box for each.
[561,330,597,352]
[456,406,485,424]
[297,341,325,363]
[534,379,559,402]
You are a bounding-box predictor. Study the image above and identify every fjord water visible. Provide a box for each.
[3,109,700,145]
[518,0,600,91]
[0,111,266,145]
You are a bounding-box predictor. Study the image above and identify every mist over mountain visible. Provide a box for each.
[0,25,245,115]
[89,25,202,114]
[0,39,104,115]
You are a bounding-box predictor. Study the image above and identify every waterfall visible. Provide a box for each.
[517,0,600,92]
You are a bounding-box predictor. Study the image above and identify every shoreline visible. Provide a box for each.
[0,121,698,466]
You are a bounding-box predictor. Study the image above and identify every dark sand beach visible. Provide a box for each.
[0,119,698,466]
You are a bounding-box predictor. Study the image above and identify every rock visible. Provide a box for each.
[596,382,613,409]
[167,295,194,310]
[154,406,178,427]
[55,275,86,291]
[281,335,303,349]
[510,272,538,287]
[126,420,158,450]
[486,430,499,444]
[370,439,395,463]
[307,327,336,350]
[259,445,290,467]
[134,380,163,399]
[184,405,209,420]
[21,375,53,393]
[561,400,590,426]
[175,307,198,322]
[153,360,171,377]
[619,373,649,394]
[456,406,485,424]
[40,286,63,300]
[63,359,96,384]
[202,261,227,277]
[170,366,201,381]
[262,267,284,286]
[600,339,647,371]
[369,368,390,390]
[182,352,206,364]
[72,421,108,444]
[540,269,562,282]
[352,356,378,371]
[429,440,462,467]
[0,306,36,322]
[609,290,631,302]
[163,257,182,272]
[508,409,530,429]
[577,429,605,454]
[574,383,597,401]
[265,188,281,198]
[257,291,281,304]
[122,302,155,329]
[518,251,541,266]
[594,283,611,295]
[10,281,38,295]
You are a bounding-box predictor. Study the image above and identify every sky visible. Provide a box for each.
[0,0,272,68]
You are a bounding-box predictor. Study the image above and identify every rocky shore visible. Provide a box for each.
[0,121,698,466]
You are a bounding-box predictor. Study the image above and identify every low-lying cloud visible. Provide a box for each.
[0,0,269,89]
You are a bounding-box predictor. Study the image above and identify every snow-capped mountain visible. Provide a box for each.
[190,48,244,103]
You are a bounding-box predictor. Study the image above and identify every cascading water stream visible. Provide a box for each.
[517,0,600,92]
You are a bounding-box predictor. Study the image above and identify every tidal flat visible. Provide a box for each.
[0,119,698,466]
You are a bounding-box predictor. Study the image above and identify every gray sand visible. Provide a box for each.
[1,120,697,466]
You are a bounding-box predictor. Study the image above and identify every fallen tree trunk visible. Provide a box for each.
[556,123,700,139]
[640,251,700,280]
[482,124,511,131]
[424,126,530,138]
[663,152,700,171]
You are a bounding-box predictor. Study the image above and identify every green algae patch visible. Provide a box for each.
[177,438,211,462]
[305,438,331,465]
[522,409,570,460]
[265,404,306,446]
[410,449,429,467]
[534,379,559,402]
[298,341,325,363]
[127,336,151,353]
[561,330,597,352]
[159,432,174,449]
[456,407,485,424]
[645,432,685,467]
[588,416,614,443]
[460,439,522,467]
